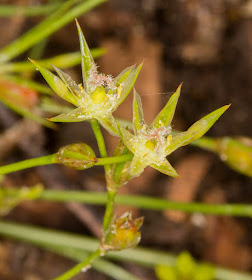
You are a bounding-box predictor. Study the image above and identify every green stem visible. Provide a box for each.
[4,187,252,217]
[90,119,117,227]
[34,190,252,218]
[90,119,108,159]
[0,49,105,73]
[53,249,101,280]
[191,136,218,152]
[0,154,133,175]
[0,221,251,280]
[96,153,133,165]
[48,245,140,280]
[102,190,117,233]
[50,119,113,280]
[0,0,106,63]
[0,3,59,17]
[0,154,58,175]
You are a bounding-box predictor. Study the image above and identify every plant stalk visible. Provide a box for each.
[53,249,102,280]
[0,153,133,175]
[0,221,251,280]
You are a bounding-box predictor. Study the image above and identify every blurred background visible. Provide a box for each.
[0,0,251,279]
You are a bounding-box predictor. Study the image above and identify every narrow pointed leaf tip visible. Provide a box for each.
[133,89,145,133]
[165,104,230,155]
[76,19,95,91]
[29,59,78,106]
[117,63,143,107]
[151,83,182,129]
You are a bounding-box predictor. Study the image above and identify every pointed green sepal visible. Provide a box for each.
[49,107,89,122]
[97,115,119,136]
[117,125,136,153]
[151,83,181,129]
[133,89,146,133]
[166,104,230,155]
[151,159,178,177]
[116,63,143,107]
[76,19,95,91]
[115,65,135,84]
[129,155,148,177]
[29,59,77,105]
[52,65,83,102]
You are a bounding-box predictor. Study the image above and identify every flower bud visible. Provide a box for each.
[57,143,97,170]
[103,212,143,251]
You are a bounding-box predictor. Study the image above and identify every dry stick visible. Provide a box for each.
[0,104,101,237]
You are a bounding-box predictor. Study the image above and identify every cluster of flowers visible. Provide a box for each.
[31,21,229,180]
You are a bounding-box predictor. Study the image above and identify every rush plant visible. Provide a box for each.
[2,20,228,280]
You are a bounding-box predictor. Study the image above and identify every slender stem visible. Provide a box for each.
[90,119,108,158]
[191,136,218,152]
[0,153,133,175]
[3,187,252,217]
[0,154,58,175]
[0,3,59,17]
[0,221,251,280]
[90,119,117,226]
[48,245,140,280]
[34,190,252,218]
[96,153,133,165]
[102,190,117,232]
[0,49,105,73]
[0,0,106,63]
[53,249,101,280]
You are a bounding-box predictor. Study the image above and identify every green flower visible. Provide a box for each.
[30,21,141,136]
[118,85,230,177]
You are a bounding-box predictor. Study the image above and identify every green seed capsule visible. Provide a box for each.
[92,86,106,104]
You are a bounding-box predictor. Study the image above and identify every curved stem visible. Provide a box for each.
[53,249,101,280]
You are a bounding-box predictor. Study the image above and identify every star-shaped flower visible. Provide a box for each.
[30,21,141,136]
[118,85,230,177]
